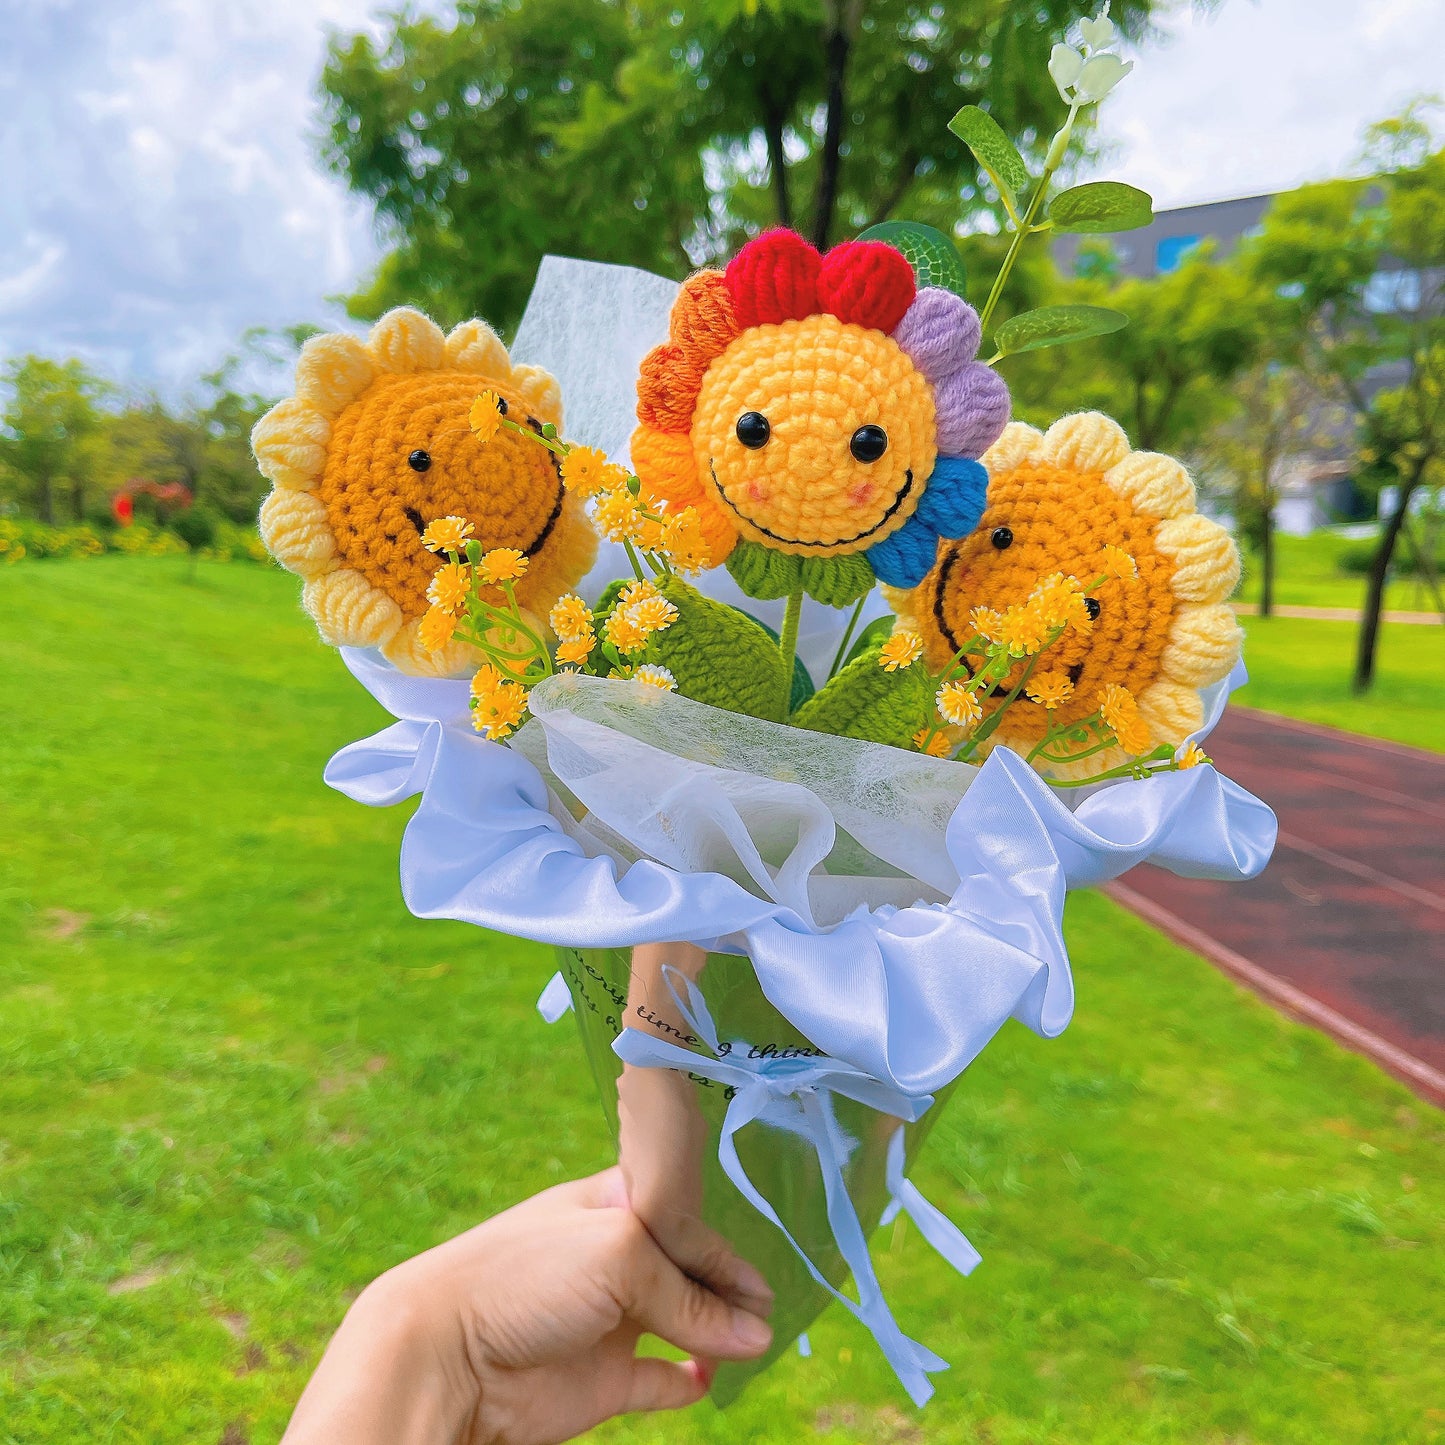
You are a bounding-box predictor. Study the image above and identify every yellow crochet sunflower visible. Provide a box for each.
[893,413,1243,779]
[254,307,596,676]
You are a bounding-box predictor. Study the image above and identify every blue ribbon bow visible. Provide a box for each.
[613,967,981,1406]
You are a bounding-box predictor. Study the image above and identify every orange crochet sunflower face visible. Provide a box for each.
[630,229,1011,592]
[895,414,1243,774]
[254,308,596,677]
[690,314,936,554]
[317,370,565,619]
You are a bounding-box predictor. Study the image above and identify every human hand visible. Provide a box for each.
[281,1168,774,1445]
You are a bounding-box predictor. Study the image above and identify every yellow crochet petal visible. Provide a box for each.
[511,364,563,429]
[381,620,480,678]
[1041,412,1130,473]
[1103,451,1196,520]
[294,333,375,417]
[302,568,403,650]
[258,488,337,580]
[367,306,447,374]
[1137,679,1205,746]
[251,399,331,490]
[981,421,1046,475]
[1160,603,1244,687]
[445,320,513,378]
[1153,514,1241,603]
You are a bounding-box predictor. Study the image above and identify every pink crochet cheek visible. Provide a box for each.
[892,288,982,384]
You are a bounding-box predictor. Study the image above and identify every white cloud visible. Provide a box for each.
[0,0,390,396]
[1091,0,1445,208]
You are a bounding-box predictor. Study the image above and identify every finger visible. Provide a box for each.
[570,1166,629,1211]
[622,1356,710,1416]
[623,1231,773,1361]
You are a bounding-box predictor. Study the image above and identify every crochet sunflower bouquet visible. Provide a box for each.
[257,6,1274,1409]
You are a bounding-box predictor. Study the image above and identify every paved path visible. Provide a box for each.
[1232,602,1443,624]
[1109,707,1445,1106]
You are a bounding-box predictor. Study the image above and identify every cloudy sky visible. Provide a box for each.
[1,0,1441,396]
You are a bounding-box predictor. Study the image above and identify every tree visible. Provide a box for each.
[1201,364,1344,617]
[0,357,111,524]
[1002,246,1262,453]
[1245,130,1445,691]
[320,0,1167,331]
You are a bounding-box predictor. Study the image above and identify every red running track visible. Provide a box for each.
[1108,707,1445,1106]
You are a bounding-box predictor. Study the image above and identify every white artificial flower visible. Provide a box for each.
[1074,51,1134,103]
[1079,5,1117,49]
[1048,42,1084,102]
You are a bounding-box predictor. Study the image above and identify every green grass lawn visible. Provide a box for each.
[1235,529,1444,614]
[1236,615,1444,752]
[2,557,1442,1445]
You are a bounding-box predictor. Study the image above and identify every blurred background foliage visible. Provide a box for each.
[1,4,1441,693]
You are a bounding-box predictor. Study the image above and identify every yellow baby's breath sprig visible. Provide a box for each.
[549,594,594,643]
[481,547,529,584]
[421,516,474,555]
[619,578,660,606]
[628,595,679,637]
[604,607,648,655]
[1025,669,1074,709]
[994,602,1051,658]
[1027,573,1093,633]
[556,633,597,668]
[426,560,471,615]
[661,508,712,573]
[1100,545,1138,582]
[468,391,505,443]
[937,680,983,729]
[912,726,955,758]
[418,604,458,652]
[632,664,677,692]
[1178,741,1209,769]
[469,664,528,741]
[559,445,610,497]
[1098,683,1152,756]
[595,490,644,544]
[878,630,924,672]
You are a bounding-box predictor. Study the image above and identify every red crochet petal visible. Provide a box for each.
[724,229,822,329]
[816,241,916,333]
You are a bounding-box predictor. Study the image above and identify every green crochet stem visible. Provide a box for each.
[776,584,804,722]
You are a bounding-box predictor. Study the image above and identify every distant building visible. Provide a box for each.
[1052,191,1274,279]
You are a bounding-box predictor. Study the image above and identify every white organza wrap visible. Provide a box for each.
[327,649,1274,1096]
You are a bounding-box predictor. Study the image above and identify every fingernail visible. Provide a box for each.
[730,1308,773,1353]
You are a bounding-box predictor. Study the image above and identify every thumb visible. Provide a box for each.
[622,1357,710,1416]
[624,1233,773,1361]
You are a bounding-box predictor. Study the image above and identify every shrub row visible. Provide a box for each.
[0,517,268,565]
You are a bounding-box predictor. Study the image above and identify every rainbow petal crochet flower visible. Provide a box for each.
[630,228,1011,597]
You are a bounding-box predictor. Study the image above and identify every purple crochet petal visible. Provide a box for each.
[891,288,982,383]
[934,361,1011,458]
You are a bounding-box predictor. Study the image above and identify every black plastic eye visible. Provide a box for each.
[991,526,1013,549]
[849,424,888,463]
[408,449,432,472]
[1085,597,1102,620]
[736,411,771,448]
[496,395,508,415]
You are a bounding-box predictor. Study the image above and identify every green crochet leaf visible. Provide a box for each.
[792,644,933,749]
[727,539,877,607]
[799,552,875,606]
[726,540,801,600]
[741,611,816,710]
[856,221,968,300]
[636,577,790,722]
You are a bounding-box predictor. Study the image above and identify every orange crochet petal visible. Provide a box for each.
[669,270,740,361]
[630,424,737,562]
[636,342,710,434]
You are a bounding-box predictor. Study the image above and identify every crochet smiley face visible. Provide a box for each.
[893,413,1244,778]
[254,307,596,676]
[631,229,1011,596]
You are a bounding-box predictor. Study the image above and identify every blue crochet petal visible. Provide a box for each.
[865,513,941,589]
[914,456,989,539]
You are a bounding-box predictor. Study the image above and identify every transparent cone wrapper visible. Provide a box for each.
[326,648,1275,1406]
